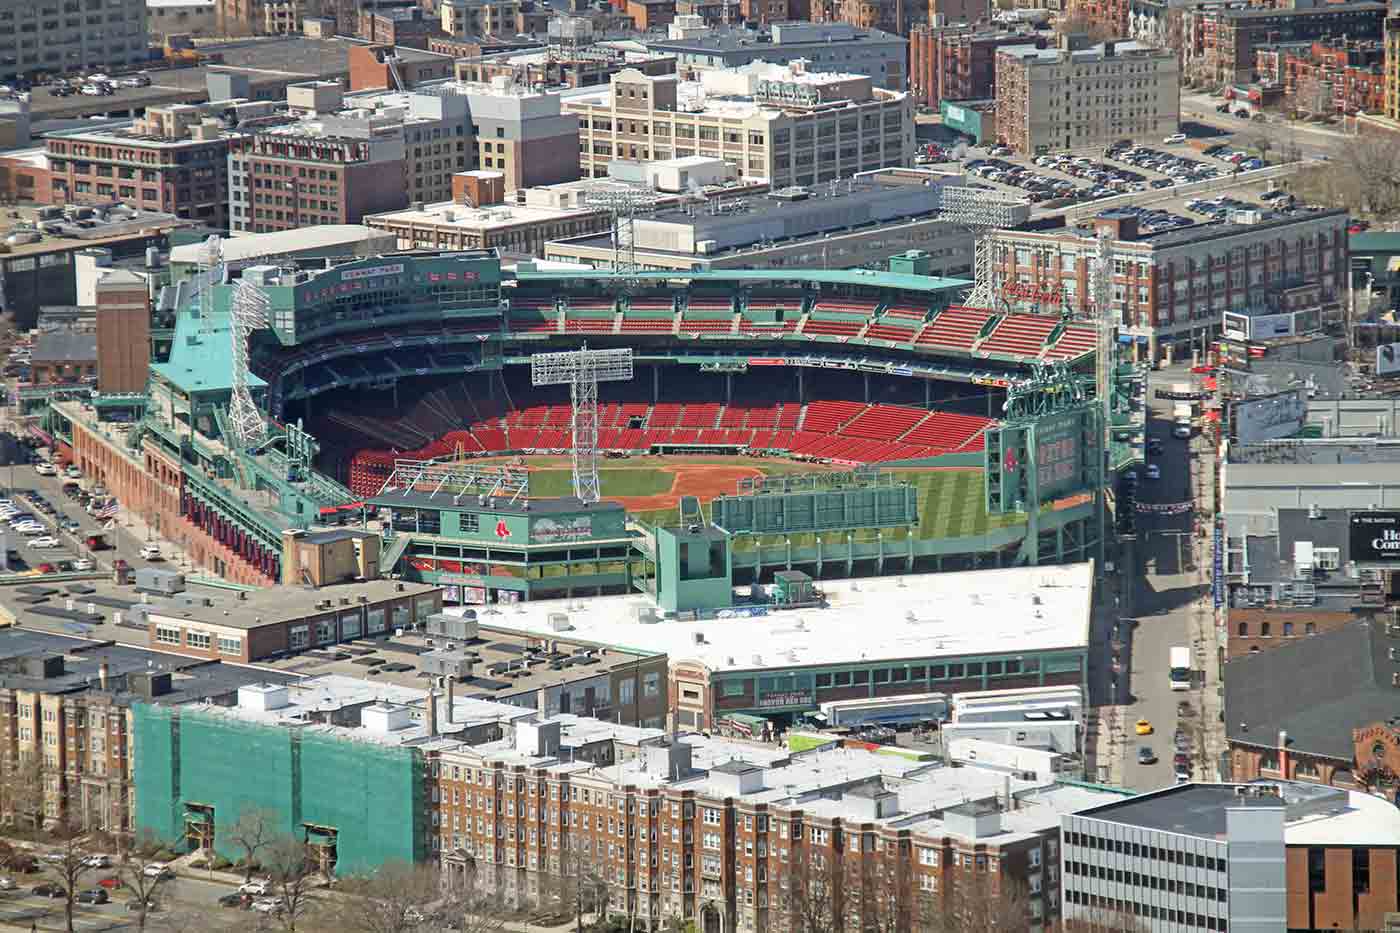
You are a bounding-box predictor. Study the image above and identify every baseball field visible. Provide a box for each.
[501,456,1023,543]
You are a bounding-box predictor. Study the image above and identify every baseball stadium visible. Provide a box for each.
[45,247,1132,604]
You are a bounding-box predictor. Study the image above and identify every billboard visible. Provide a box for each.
[985,404,1097,513]
[1378,342,1400,377]
[1350,512,1400,562]
[1231,389,1306,444]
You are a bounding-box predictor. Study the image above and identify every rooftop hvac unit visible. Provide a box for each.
[547,612,572,632]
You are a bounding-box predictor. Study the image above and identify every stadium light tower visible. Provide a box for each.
[1090,226,1116,568]
[936,186,1031,310]
[229,277,270,449]
[586,188,658,275]
[531,347,634,503]
[196,234,223,335]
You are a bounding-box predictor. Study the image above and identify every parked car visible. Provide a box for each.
[139,544,163,560]
[81,854,112,869]
[127,897,161,912]
[0,876,16,891]
[33,462,55,477]
[31,883,65,898]
[64,466,80,479]
[97,876,121,889]
[75,888,109,905]
[252,898,282,915]
[219,892,251,909]
[1163,133,1187,144]
[238,880,271,897]
[142,862,174,879]
[71,558,94,572]
[1137,746,1157,764]
[27,537,60,549]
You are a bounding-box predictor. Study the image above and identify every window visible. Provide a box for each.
[155,626,180,646]
[289,625,309,649]
[643,672,660,697]
[186,630,211,650]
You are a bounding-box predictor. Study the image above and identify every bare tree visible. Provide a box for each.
[223,805,279,883]
[43,819,97,933]
[114,830,181,933]
[778,854,839,933]
[1052,904,1151,931]
[1,752,47,840]
[559,844,611,932]
[917,870,1032,933]
[262,834,319,933]
[329,860,454,933]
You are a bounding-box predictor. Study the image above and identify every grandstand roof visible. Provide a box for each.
[151,308,267,396]
[512,268,973,294]
[444,561,1094,673]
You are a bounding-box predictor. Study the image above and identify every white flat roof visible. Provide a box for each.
[1285,789,1400,847]
[171,225,389,263]
[460,562,1094,673]
[368,200,600,230]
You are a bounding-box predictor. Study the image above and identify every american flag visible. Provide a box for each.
[94,503,118,520]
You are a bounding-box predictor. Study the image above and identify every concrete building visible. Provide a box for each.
[646,21,909,92]
[994,37,1180,156]
[440,0,520,36]
[445,561,1093,732]
[1063,781,1400,933]
[0,0,148,83]
[1181,0,1387,87]
[456,46,677,91]
[139,578,443,664]
[564,63,913,188]
[146,0,217,40]
[988,207,1349,363]
[167,224,396,277]
[44,100,262,228]
[543,167,973,274]
[434,727,1125,929]
[0,206,186,332]
[1387,14,1400,122]
[909,24,1047,112]
[366,176,614,257]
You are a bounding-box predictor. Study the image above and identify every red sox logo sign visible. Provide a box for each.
[1004,448,1019,472]
[495,520,511,539]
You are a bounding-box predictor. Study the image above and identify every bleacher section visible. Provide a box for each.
[978,314,1058,357]
[562,297,617,334]
[340,397,995,496]
[1043,323,1098,361]
[915,306,995,352]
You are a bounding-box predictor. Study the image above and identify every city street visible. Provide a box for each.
[1097,364,1223,792]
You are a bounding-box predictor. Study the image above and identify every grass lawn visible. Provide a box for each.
[526,469,673,499]
[630,468,1025,545]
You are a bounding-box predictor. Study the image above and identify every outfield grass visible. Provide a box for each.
[527,469,673,499]
[627,467,1025,545]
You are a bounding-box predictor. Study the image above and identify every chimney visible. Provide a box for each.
[98,662,109,691]
[1278,729,1289,777]
[446,678,456,724]
[427,690,439,738]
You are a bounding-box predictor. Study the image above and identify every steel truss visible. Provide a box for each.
[531,347,634,503]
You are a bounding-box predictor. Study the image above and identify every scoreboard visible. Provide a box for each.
[985,404,1099,514]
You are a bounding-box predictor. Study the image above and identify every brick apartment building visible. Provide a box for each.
[1387,14,1400,121]
[738,0,809,24]
[45,103,238,228]
[994,37,1179,156]
[431,727,1122,930]
[908,25,1044,111]
[989,206,1348,362]
[357,7,446,48]
[1181,0,1387,86]
[347,44,458,93]
[1255,38,1384,116]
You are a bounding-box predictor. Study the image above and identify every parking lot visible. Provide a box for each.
[0,478,109,577]
[958,139,1269,211]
